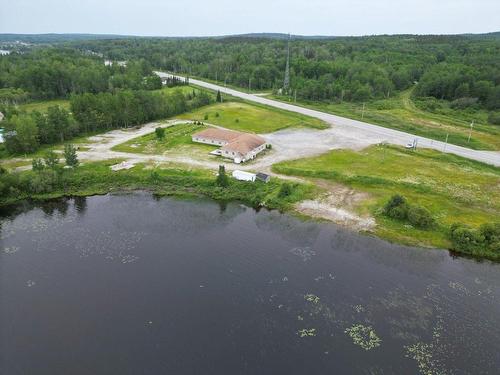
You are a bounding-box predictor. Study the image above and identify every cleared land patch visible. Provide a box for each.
[177,101,328,133]
[18,99,70,112]
[273,145,500,248]
[111,123,217,160]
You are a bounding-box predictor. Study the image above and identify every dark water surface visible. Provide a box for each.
[1,193,499,374]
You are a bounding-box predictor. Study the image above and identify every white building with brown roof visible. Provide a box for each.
[192,128,267,163]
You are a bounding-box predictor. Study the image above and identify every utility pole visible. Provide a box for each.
[283,33,291,94]
[468,121,474,143]
[248,77,251,93]
[294,89,297,103]
[361,103,365,119]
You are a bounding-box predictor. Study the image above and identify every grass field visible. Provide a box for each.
[112,123,217,159]
[273,145,500,248]
[18,99,70,112]
[272,88,500,150]
[177,101,328,133]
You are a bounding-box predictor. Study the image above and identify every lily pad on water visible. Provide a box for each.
[298,328,316,337]
[345,324,382,350]
[304,294,320,304]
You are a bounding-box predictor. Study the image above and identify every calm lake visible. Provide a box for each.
[1,192,499,374]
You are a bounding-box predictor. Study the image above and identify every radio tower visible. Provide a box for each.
[283,34,291,93]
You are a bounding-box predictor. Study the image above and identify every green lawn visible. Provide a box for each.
[177,101,328,133]
[273,145,500,249]
[272,88,500,150]
[112,123,217,159]
[19,99,70,112]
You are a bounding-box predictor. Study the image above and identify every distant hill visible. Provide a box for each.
[0,33,133,44]
[1,31,499,44]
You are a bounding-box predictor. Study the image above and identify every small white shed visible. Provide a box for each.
[232,170,256,182]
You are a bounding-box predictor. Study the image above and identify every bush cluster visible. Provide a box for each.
[450,223,500,255]
[383,194,435,229]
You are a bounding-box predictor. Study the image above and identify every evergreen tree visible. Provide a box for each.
[216,165,229,188]
[216,90,222,103]
[44,151,60,169]
[63,144,79,167]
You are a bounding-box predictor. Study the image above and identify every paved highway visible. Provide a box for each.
[156,72,500,167]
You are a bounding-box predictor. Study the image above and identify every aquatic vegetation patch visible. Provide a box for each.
[3,246,19,254]
[26,280,36,287]
[353,304,365,313]
[290,246,316,261]
[405,342,448,375]
[344,324,382,350]
[297,328,316,337]
[304,294,320,304]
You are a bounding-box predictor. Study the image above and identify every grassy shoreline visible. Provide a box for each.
[273,144,500,260]
[0,159,315,212]
[2,158,499,262]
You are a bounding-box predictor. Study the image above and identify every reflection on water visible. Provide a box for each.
[1,192,499,375]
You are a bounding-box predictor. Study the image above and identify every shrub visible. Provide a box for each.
[449,223,485,254]
[387,204,409,220]
[278,182,293,198]
[155,127,165,139]
[450,97,478,109]
[407,205,434,229]
[32,158,45,172]
[44,151,59,169]
[479,223,500,251]
[487,112,500,125]
[383,194,409,219]
[204,114,209,121]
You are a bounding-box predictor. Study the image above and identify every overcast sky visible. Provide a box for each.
[1,0,499,36]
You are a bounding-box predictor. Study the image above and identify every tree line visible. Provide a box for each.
[2,89,213,154]
[0,48,162,101]
[71,35,500,112]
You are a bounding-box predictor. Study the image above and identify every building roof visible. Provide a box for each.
[222,134,266,155]
[193,128,242,143]
[256,172,270,181]
[194,127,266,156]
[232,170,256,179]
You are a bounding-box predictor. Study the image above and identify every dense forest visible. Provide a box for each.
[0,48,162,101]
[71,34,500,115]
